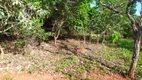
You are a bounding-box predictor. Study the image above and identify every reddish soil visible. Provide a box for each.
[0,72,130,80]
[0,72,68,80]
[86,72,130,80]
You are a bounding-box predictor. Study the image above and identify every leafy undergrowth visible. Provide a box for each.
[55,54,97,79]
[0,38,140,80]
[104,39,142,79]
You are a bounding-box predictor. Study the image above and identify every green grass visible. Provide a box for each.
[53,38,142,79]
[4,77,13,80]
[55,54,78,72]
[117,38,134,51]
[55,54,97,79]
[118,39,142,78]
[100,38,142,78]
[85,78,93,80]
[100,45,132,74]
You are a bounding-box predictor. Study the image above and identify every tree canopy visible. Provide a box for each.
[0,0,142,79]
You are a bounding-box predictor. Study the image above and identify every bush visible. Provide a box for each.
[111,31,121,44]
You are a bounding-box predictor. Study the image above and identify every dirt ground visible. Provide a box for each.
[86,71,130,80]
[0,72,68,80]
[0,39,130,80]
[0,72,130,80]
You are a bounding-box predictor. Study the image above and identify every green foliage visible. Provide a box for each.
[88,0,133,42]
[4,77,13,80]
[0,0,23,35]
[1,42,8,47]
[15,40,27,48]
[85,78,93,80]
[63,0,92,35]
[0,0,141,79]
[55,54,78,72]
[0,0,134,42]
[117,39,134,51]
[55,54,96,79]
[0,0,133,42]
[111,31,121,44]
[100,41,132,73]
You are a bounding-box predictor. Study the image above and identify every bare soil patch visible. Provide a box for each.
[86,71,130,80]
[0,72,68,80]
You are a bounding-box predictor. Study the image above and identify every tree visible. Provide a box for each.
[0,0,53,43]
[126,0,142,79]
[0,0,23,35]
[100,0,141,79]
[68,0,91,44]
[44,0,72,45]
[46,0,93,45]
[88,0,130,43]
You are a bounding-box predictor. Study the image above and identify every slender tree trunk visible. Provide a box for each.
[89,31,92,42]
[54,36,57,45]
[54,20,64,45]
[129,13,142,79]
[54,27,61,45]
[83,28,86,45]
[0,45,4,59]
[129,31,141,79]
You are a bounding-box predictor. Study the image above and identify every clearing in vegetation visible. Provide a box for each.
[0,38,138,80]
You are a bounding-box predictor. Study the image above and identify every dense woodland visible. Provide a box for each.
[0,0,142,80]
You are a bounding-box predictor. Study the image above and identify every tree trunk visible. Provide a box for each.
[54,36,57,45]
[0,45,4,59]
[54,20,65,45]
[129,31,141,79]
[54,27,61,45]
[83,28,86,46]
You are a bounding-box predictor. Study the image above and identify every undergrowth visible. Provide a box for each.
[54,38,142,79]
[55,54,97,79]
